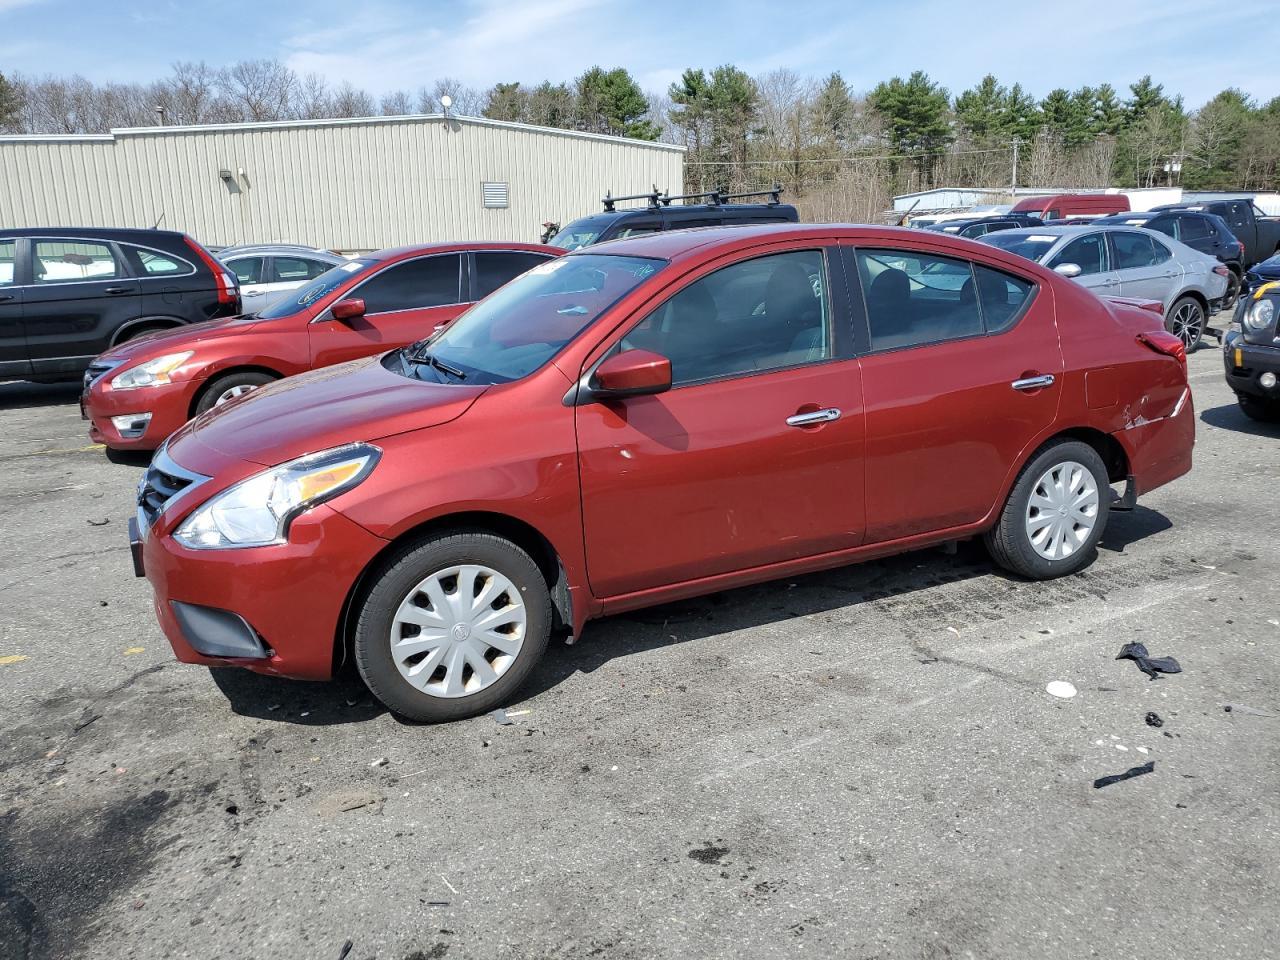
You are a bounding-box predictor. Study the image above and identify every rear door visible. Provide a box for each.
[576,244,865,598]
[1111,230,1179,302]
[1045,232,1120,297]
[309,253,465,367]
[852,243,1059,542]
[225,255,270,309]
[23,238,141,376]
[0,238,28,378]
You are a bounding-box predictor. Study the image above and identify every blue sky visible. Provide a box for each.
[1,0,1277,108]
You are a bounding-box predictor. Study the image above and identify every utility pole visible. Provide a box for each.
[1011,138,1020,194]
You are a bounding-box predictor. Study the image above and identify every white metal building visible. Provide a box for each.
[0,114,685,252]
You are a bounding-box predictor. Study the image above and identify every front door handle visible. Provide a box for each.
[786,407,841,427]
[1012,374,1055,392]
[104,286,131,295]
[0,293,14,302]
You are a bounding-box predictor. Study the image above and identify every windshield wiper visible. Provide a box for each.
[407,349,466,381]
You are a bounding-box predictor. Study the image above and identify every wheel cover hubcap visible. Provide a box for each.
[215,384,257,405]
[1025,460,1099,561]
[389,564,526,698]
[1171,302,1203,347]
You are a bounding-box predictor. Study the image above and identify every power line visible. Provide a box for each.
[685,146,1012,166]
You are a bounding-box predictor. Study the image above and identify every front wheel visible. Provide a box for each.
[193,371,276,415]
[985,440,1111,580]
[1238,393,1280,423]
[1166,296,1205,352]
[353,531,552,723]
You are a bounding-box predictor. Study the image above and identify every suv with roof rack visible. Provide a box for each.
[546,185,798,250]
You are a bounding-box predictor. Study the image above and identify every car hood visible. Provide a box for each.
[99,313,270,361]
[1249,257,1280,282]
[179,355,486,466]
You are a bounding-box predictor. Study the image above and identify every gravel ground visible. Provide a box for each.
[1,335,1277,960]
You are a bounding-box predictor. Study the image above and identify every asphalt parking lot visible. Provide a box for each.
[1,336,1278,960]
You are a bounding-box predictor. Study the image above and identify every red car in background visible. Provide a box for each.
[82,242,559,450]
[130,225,1194,723]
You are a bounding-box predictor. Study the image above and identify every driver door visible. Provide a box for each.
[309,253,466,367]
[575,245,866,599]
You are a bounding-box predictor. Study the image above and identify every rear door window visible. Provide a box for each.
[271,256,332,284]
[33,240,121,283]
[1111,231,1169,269]
[356,254,462,314]
[473,251,553,299]
[226,256,264,284]
[1177,216,1212,242]
[857,251,982,351]
[1047,234,1108,275]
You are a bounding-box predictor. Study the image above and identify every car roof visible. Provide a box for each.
[0,226,190,241]
[220,246,344,260]
[367,240,557,262]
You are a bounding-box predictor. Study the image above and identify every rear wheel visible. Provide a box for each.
[1238,394,1280,423]
[985,440,1111,580]
[1166,296,1205,352]
[193,371,276,415]
[353,531,552,723]
[1221,270,1242,313]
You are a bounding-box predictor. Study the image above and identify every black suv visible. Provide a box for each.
[546,186,799,250]
[1224,283,1280,423]
[0,227,240,382]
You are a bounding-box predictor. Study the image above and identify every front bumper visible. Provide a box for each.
[82,378,202,450]
[137,503,388,680]
[1223,331,1280,400]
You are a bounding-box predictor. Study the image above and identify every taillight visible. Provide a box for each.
[1213,264,1230,277]
[1137,330,1187,367]
[184,236,238,306]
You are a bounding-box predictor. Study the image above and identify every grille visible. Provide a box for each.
[136,447,206,526]
[83,361,117,390]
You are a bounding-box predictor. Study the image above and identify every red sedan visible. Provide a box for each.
[129,225,1194,722]
[81,242,559,450]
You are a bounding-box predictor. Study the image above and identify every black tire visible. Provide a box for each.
[1238,394,1280,423]
[985,440,1111,580]
[1221,270,1241,313]
[353,531,552,723]
[1165,295,1205,352]
[193,371,276,415]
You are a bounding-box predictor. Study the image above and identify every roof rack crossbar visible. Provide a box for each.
[601,186,664,212]
[715,183,785,205]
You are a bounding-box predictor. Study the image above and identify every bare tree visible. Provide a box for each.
[294,73,332,120]
[380,89,414,116]
[219,59,297,121]
[419,77,482,115]
[330,82,375,118]
[165,61,222,124]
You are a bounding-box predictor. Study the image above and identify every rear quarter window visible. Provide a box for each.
[122,244,196,277]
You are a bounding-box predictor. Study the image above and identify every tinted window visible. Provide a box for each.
[1226,202,1250,230]
[1177,216,1212,242]
[1144,215,1178,239]
[1048,234,1108,275]
[33,240,120,283]
[473,251,552,299]
[0,240,14,286]
[127,246,194,276]
[227,256,264,284]
[857,250,983,351]
[357,254,461,313]
[549,215,612,250]
[619,250,829,385]
[613,224,661,240]
[271,256,332,284]
[1112,231,1169,269]
[257,259,375,319]
[671,218,721,229]
[425,255,664,384]
[974,265,1035,333]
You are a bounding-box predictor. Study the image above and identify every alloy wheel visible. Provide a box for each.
[215,383,258,406]
[1024,460,1099,561]
[1169,300,1204,349]
[389,564,527,698]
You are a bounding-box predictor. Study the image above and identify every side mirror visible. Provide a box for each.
[331,297,366,321]
[591,349,672,399]
[1053,263,1082,279]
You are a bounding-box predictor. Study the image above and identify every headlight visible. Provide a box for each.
[110,352,194,390]
[173,443,380,549]
[1245,298,1275,333]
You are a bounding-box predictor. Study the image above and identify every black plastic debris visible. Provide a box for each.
[1224,703,1276,717]
[1093,761,1155,789]
[1116,642,1181,680]
[337,940,353,960]
[1145,711,1164,728]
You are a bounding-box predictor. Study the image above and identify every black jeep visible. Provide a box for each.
[1224,282,1280,422]
[546,186,798,250]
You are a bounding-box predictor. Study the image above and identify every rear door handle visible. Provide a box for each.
[786,407,841,427]
[1012,374,1055,391]
[0,293,14,302]
[104,286,131,295]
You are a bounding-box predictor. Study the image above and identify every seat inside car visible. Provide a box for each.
[865,267,912,346]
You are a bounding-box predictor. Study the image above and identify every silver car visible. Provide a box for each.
[980,225,1229,349]
[217,245,347,310]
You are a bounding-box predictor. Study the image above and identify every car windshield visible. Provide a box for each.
[548,216,616,250]
[256,259,375,318]
[978,232,1060,262]
[402,254,664,385]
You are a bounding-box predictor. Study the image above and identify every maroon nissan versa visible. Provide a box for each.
[132,224,1194,722]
